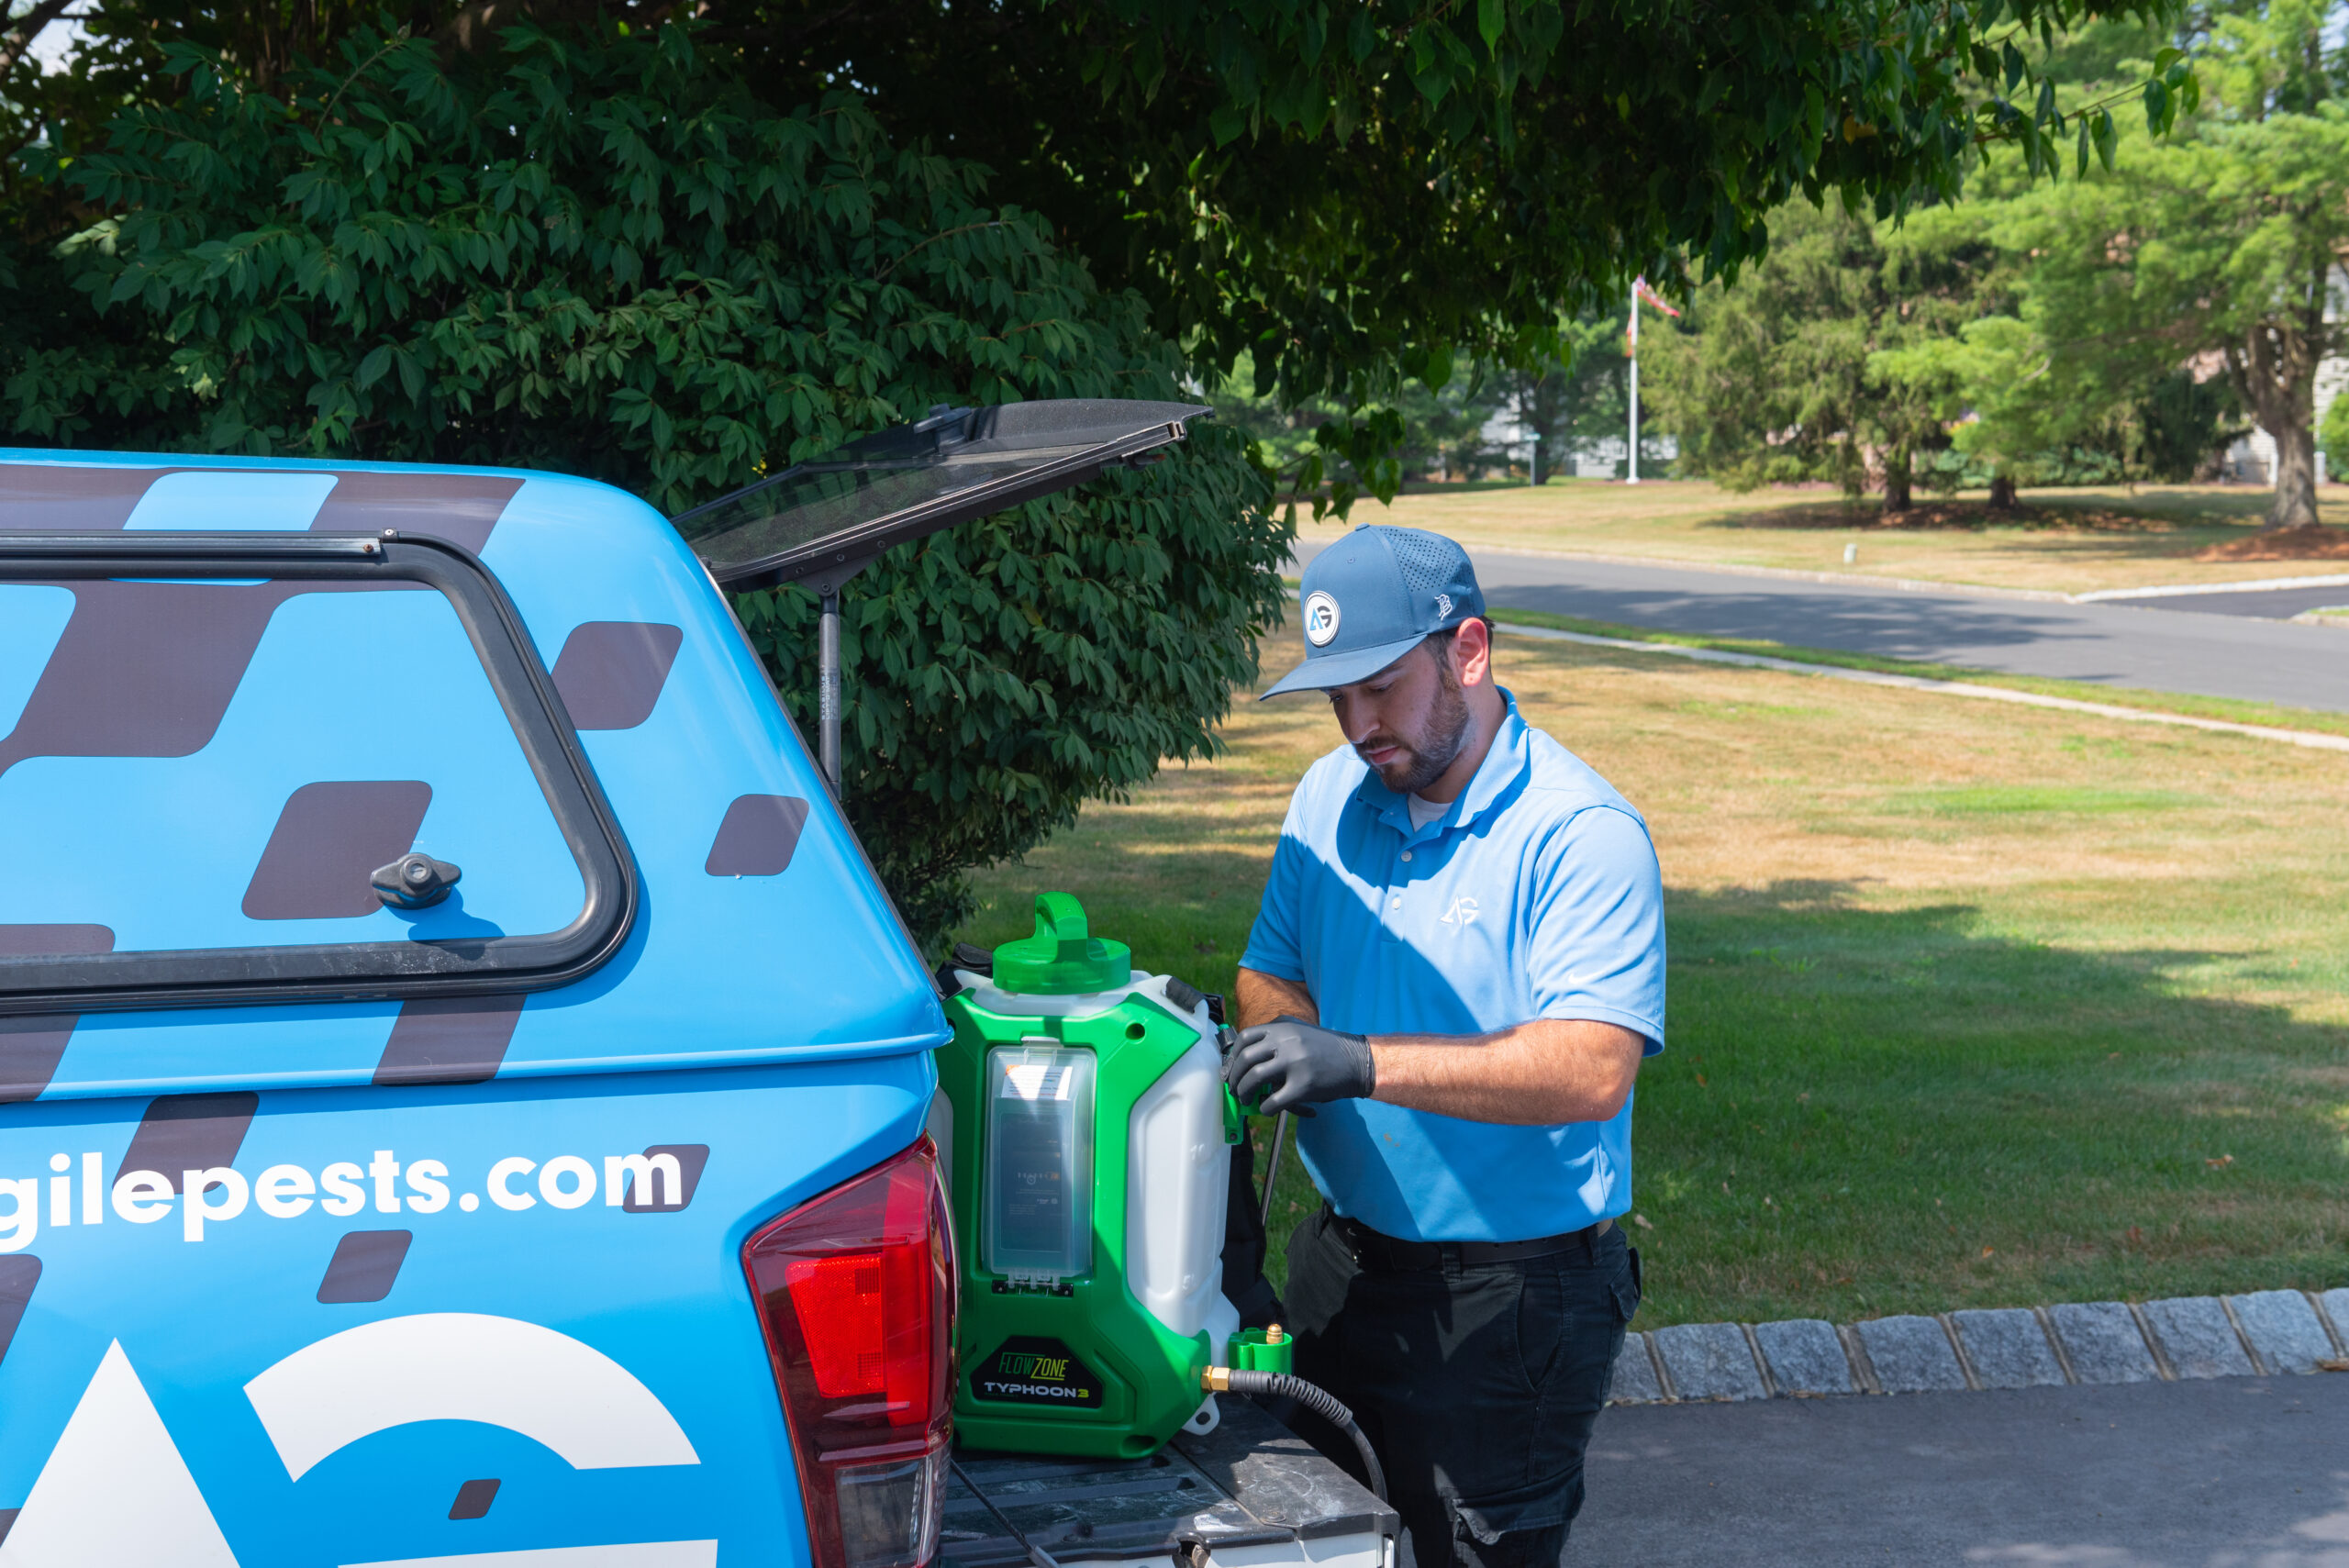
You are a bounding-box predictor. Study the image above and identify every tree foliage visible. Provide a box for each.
[5,0,2196,513]
[3,18,1289,944]
[1640,199,2012,506]
[1961,0,2349,526]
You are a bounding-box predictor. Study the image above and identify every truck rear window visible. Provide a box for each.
[0,533,634,1015]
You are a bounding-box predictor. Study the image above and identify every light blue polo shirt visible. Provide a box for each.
[1240,691,1665,1242]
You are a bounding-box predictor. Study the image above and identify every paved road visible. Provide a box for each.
[2117,584,2349,619]
[1571,1374,2349,1566]
[1292,541,2349,713]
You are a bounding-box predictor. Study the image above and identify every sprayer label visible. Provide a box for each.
[972,1336,1106,1408]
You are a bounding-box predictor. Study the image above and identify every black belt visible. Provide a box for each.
[1329,1208,1614,1272]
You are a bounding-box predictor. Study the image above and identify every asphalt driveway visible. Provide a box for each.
[1571,1374,2349,1566]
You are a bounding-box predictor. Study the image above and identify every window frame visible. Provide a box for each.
[0,531,638,1016]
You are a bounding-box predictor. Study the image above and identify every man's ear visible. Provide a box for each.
[1453,617,1495,687]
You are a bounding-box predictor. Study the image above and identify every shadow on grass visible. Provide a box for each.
[1687,486,2294,539]
[1642,879,2349,1325]
[960,866,2349,1325]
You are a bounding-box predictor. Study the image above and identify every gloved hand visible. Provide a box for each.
[1225,1016,1376,1117]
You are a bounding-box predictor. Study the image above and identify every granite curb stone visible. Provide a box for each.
[1753,1318,1853,1396]
[1855,1315,1968,1393]
[2321,1290,2349,1355]
[1952,1308,2066,1389]
[1652,1321,1768,1401]
[1602,1285,2349,1405]
[2050,1301,2160,1385]
[1607,1333,1664,1405]
[2226,1291,2332,1374]
[2143,1296,2256,1379]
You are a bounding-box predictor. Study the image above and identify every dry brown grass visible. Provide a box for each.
[1351,479,2349,595]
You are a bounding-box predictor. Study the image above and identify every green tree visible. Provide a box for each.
[6,20,1288,944]
[1641,199,2012,510]
[1978,0,2349,527]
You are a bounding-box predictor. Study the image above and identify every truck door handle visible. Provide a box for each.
[372,852,462,909]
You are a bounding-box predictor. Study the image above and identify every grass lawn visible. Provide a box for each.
[952,634,2349,1328]
[1341,479,2349,596]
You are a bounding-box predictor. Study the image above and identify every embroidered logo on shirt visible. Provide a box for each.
[1439,895,1481,927]
[1303,591,1341,648]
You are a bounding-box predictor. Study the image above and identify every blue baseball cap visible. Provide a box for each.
[1263,524,1486,698]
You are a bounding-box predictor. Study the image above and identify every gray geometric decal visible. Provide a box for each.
[620,1144,710,1214]
[0,1016,78,1105]
[0,926,114,958]
[117,1092,260,1195]
[551,621,684,730]
[317,1230,413,1305]
[0,1255,39,1370]
[373,995,524,1086]
[705,795,811,877]
[447,1478,501,1520]
[241,781,433,921]
[308,471,524,555]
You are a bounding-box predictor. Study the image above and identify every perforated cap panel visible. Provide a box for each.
[1384,528,1460,596]
[1376,527,1483,623]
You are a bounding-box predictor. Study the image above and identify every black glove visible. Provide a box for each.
[1226,1016,1376,1117]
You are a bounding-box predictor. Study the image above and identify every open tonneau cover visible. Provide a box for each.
[672,400,1210,591]
[946,1401,1397,1568]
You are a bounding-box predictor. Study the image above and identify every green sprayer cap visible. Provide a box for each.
[992,892,1130,995]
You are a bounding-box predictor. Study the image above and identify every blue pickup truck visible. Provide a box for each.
[0,408,1392,1568]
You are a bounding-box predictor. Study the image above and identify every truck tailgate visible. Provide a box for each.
[946,1400,1396,1568]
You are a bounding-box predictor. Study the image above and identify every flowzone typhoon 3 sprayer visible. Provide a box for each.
[931,894,1386,1491]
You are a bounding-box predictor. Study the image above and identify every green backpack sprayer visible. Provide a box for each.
[932,894,1386,1492]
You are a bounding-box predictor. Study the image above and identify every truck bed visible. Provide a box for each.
[944,1399,1398,1568]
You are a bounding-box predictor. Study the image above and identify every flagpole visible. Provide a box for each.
[1627,281,1641,485]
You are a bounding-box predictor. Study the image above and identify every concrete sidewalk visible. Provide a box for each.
[1571,1374,2349,1565]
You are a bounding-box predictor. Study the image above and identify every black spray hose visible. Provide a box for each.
[1211,1368,1387,1503]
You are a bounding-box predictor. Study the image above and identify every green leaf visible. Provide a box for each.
[1477,0,1506,53]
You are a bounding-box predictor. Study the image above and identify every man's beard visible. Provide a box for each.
[1359,663,1473,795]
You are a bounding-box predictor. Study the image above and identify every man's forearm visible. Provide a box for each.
[1368,1019,1643,1126]
[1233,968,1641,1127]
[1234,966,1318,1029]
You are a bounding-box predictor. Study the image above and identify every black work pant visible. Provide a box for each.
[1282,1207,1639,1568]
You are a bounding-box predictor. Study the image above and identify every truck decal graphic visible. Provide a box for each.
[0,464,522,550]
[0,1147,694,1252]
[243,1313,702,1479]
[549,622,684,733]
[1,1320,705,1567]
[0,1339,240,1567]
[317,1229,412,1304]
[374,996,527,1087]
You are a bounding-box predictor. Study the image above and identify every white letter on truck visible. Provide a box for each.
[184,1167,249,1241]
[489,1157,537,1211]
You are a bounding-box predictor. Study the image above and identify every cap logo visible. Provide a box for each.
[1303,591,1341,648]
[1436,594,1453,618]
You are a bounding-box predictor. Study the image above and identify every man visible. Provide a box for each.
[1229,524,1663,1567]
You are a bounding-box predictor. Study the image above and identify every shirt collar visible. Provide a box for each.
[1352,689,1534,840]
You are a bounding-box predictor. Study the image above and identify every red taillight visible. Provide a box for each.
[746,1137,955,1568]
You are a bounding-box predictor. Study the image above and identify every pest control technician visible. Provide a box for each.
[1229,524,1664,1568]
